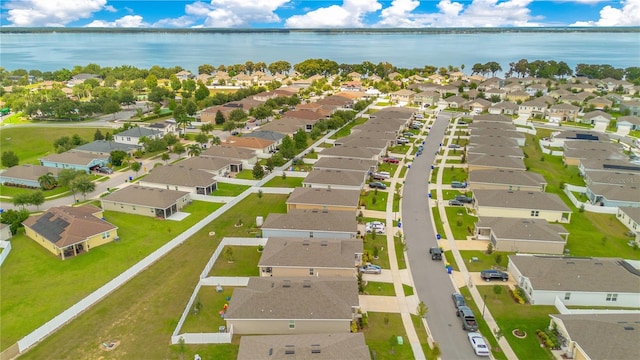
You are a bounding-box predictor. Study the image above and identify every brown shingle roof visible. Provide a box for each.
[303,169,367,187]
[201,146,257,160]
[312,157,377,172]
[102,186,189,208]
[141,164,216,188]
[262,209,357,234]
[237,333,370,360]
[474,190,570,211]
[259,237,362,268]
[223,136,275,150]
[286,187,361,208]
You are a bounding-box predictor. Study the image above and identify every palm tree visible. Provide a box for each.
[37,172,57,190]
[187,144,201,157]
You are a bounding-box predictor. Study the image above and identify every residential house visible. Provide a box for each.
[113,127,164,146]
[179,156,237,177]
[317,146,383,161]
[582,110,612,130]
[616,115,640,134]
[237,333,370,360]
[413,91,440,107]
[473,190,572,223]
[259,117,315,136]
[485,88,506,101]
[389,89,415,105]
[334,135,390,151]
[438,84,459,96]
[258,237,363,277]
[302,169,367,191]
[617,207,640,243]
[472,114,514,124]
[101,186,190,218]
[222,136,276,155]
[467,153,526,172]
[469,121,517,132]
[444,95,466,109]
[201,146,258,171]
[579,158,640,176]
[549,313,640,360]
[549,130,608,148]
[467,144,524,158]
[339,81,362,92]
[286,187,360,213]
[475,217,568,254]
[525,84,548,97]
[22,205,118,260]
[312,157,377,174]
[470,129,525,146]
[148,120,177,135]
[508,255,640,307]
[620,100,640,116]
[138,164,217,195]
[558,93,588,105]
[74,140,139,156]
[488,101,519,115]
[548,103,580,123]
[0,164,61,188]
[563,140,624,166]
[463,98,491,114]
[0,223,11,241]
[586,96,613,110]
[585,183,640,208]
[261,209,357,239]
[518,99,548,118]
[175,70,194,81]
[225,277,359,335]
[468,169,547,192]
[505,90,530,103]
[468,136,519,148]
[39,151,109,173]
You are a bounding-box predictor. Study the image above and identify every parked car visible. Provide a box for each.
[429,247,443,260]
[448,144,461,149]
[458,120,468,125]
[396,137,409,144]
[383,157,400,164]
[97,166,113,174]
[365,221,386,234]
[411,124,422,130]
[403,132,414,138]
[359,264,382,274]
[369,181,387,190]
[452,293,466,310]
[457,306,478,331]
[480,269,509,282]
[451,181,468,189]
[455,195,474,203]
[468,332,490,357]
[448,199,465,206]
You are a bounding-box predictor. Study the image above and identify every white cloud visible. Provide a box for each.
[571,0,640,26]
[86,15,148,28]
[6,0,107,26]
[376,0,541,27]
[285,0,382,28]
[153,16,196,28]
[186,0,290,27]
[104,5,117,12]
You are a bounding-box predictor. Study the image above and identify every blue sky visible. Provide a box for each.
[2,0,639,28]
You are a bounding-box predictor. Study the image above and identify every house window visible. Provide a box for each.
[127,137,131,141]
[564,292,571,300]
[102,232,110,239]
[289,320,295,329]
[531,211,539,217]
[606,293,618,302]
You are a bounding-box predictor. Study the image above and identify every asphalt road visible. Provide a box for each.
[402,112,478,359]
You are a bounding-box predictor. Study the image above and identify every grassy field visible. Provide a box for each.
[444,206,477,240]
[411,314,439,360]
[207,245,261,277]
[459,250,513,272]
[0,127,103,168]
[0,184,71,199]
[431,207,447,240]
[233,169,255,180]
[362,189,389,211]
[213,182,250,197]
[363,312,414,360]
[180,286,235,333]
[18,194,287,359]
[0,200,223,351]
[262,176,304,188]
[363,231,390,270]
[364,281,396,296]
[459,287,509,360]
[330,117,368,139]
[441,167,468,184]
[477,286,556,360]
[395,235,407,270]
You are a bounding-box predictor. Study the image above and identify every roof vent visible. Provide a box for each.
[303,239,310,246]
[303,280,311,288]
[268,348,273,356]
[624,326,635,331]
[283,280,291,288]
[285,345,295,355]
[321,240,328,247]
[311,344,321,354]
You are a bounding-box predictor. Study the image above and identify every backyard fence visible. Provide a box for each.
[0,240,12,267]
[563,184,618,214]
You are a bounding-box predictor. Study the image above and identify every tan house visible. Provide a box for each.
[101,186,190,218]
[475,217,568,254]
[225,277,359,335]
[178,156,237,177]
[518,99,548,118]
[473,190,572,223]
[222,136,277,154]
[317,146,382,161]
[258,237,363,277]
[261,209,358,239]
[413,91,440,107]
[488,101,519,115]
[22,205,118,260]
[505,90,530,103]
[549,103,580,123]
[563,140,623,166]
[237,333,370,360]
[302,169,367,191]
[468,169,547,192]
[201,146,258,171]
[138,164,217,195]
[587,96,613,110]
[389,89,415,104]
[463,98,492,114]
[286,187,360,213]
[312,157,377,174]
[617,207,640,244]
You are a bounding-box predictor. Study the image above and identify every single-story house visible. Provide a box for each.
[302,169,367,191]
[201,146,258,171]
[312,157,377,174]
[258,237,363,277]
[22,205,119,260]
[237,333,370,360]
[74,140,140,156]
[488,101,519,115]
[243,130,286,148]
[485,88,506,101]
[578,158,640,176]
[469,129,526,146]
[225,277,359,335]
[616,115,640,132]
[463,98,492,114]
[469,121,517,132]
[562,140,624,166]
[467,153,526,172]
[101,186,190,218]
[473,190,572,223]
[549,130,607,148]
[113,127,164,146]
[586,96,613,110]
[508,255,640,307]
[39,151,109,173]
[585,183,640,208]
[581,110,612,130]
[259,117,316,135]
[548,103,580,123]
[475,217,568,254]
[177,156,237,177]
[334,135,390,151]
[472,114,514,124]
[620,100,640,116]
[317,146,382,161]
[138,164,217,195]
[468,169,546,192]
[286,187,360,213]
[468,135,519,148]
[222,136,276,155]
[0,164,61,188]
[467,144,524,158]
[444,95,466,109]
[505,90,530,103]
[261,209,357,239]
[617,207,640,243]
[549,313,640,360]
[147,120,177,135]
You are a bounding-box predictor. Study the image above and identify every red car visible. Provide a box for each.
[383,157,399,164]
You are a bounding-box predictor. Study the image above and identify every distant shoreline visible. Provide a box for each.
[2,27,639,34]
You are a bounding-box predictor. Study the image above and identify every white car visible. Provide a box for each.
[468,332,490,357]
[365,221,386,234]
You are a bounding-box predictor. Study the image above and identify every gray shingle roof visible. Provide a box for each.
[468,135,519,147]
[619,206,640,224]
[258,237,362,268]
[473,114,513,123]
[509,255,640,293]
[312,157,377,172]
[261,209,357,233]
[469,169,546,188]
[474,190,570,211]
[237,333,370,360]
[470,128,525,140]
[476,217,567,242]
[74,140,140,154]
[467,153,526,171]
[303,169,367,187]
[40,151,109,166]
[0,164,61,182]
[178,156,237,173]
[319,145,381,160]
[588,183,640,202]
[141,164,216,188]
[225,277,358,320]
[115,127,163,138]
[467,144,524,158]
[469,122,517,131]
[102,186,189,208]
[201,145,257,160]
[336,136,389,150]
[286,187,360,208]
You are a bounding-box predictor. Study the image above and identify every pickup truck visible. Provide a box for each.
[481,269,509,282]
[457,306,478,331]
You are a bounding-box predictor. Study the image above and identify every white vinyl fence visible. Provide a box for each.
[0,240,12,267]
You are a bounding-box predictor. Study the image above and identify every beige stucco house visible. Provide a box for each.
[473,190,572,223]
[286,187,360,213]
[101,186,190,218]
[475,217,568,254]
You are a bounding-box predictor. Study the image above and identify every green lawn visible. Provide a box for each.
[362,189,389,211]
[363,312,414,360]
[444,206,477,240]
[0,184,71,199]
[181,286,235,333]
[441,167,468,184]
[445,158,463,164]
[403,284,414,296]
[363,231,390,269]
[459,250,513,272]
[233,169,255,180]
[441,189,472,200]
[377,163,399,174]
[208,246,261,277]
[459,287,509,360]
[213,182,250,197]
[443,250,459,271]
[392,193,401,212]
[431,207,447,240]
[15,194,287,359]
[0,201,223,351]
[399,165,408,178]
[0,127,104,168]
[477,286,557,360]
[262,176,304,188]
[395,236,407,270]
[411,314,439,360]
[364,281,396,296]
[330,117,368,139]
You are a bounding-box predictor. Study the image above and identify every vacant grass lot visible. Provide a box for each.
[363,312,414,360]
[262,176,304,188]
[477,286,556,360]
[213,182,250,197]
[363,231,390,269]
[0,127,103,168]
[362,189,389,211]
[208,246,261,277]
[364,281,396,296]
[181,286,235,333]
[459,250,513,272]
[330,117,368,139]
[0,200,223,351]
[0,184,70,199]
[20,194,287,359]
[441,167,468,184]
[444,206,477,240]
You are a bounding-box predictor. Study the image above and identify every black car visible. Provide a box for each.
[480,269,509,282]
[448,199,465,206]
[368,181,387,190]
[429,247,443,260]
[97,166,114,174]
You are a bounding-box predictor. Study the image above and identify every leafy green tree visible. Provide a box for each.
[215,110,225,125]
[195,81,210,101]
[293,129,308,151]
[0,208,30,234]
[252,163,265,179]
[416,301,428,323]
[73,174,96,200]
[1,151,19,167]
[198,64,215,75]
[279,135,296,159]
[130,161,141,177]
[94,129,105,141]
[145,74,158,89]
[195,133,209,148]
[102,100,121,118]
[30,190,45,210]
[169,74,182,91]
[228,108,248,122]
[200,122,214,134]
[38,172,57,190]
[109,150,128,166]
[173,143,185,156]
[223,121,240,132]
[184,99,198,116]
[131,78,146,92]
[161,152,170,164]
[187,144,201,157]
[264,157,275,173]
[13,193,31,209]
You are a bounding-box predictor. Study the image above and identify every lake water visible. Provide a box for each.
[1,31,638,73]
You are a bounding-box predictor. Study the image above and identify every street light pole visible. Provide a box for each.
[482,294,488,317]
